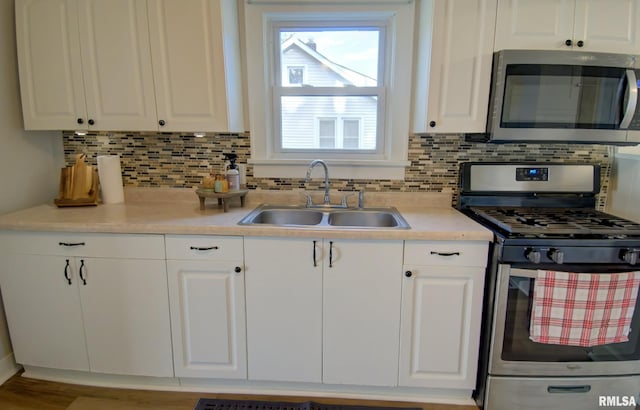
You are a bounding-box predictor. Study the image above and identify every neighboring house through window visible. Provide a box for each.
[244,1,415,179]
[317,117,362,149]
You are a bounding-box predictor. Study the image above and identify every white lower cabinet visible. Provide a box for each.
[244,237,403,386]
[0,232,173,377]
[399,241,488,389]
[0,229,490,395]
[244,237,322,383]
[323,239,403,387]
[165,235,247,379]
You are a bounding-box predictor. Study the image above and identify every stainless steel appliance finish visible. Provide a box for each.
[465,163,598,193]
[483,49,640,145]
[459,163,640,410]
[238,204,410,229]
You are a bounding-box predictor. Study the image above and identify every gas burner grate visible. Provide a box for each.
[470,207,640,237]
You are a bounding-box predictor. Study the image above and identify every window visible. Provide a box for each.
[286,65,305,85]
[316,117,361,149]
[343,118,360,149]
[276,26,380,153]
[318,118,336,148]
[244,2,415,179]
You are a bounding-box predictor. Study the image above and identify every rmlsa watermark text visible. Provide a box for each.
[598,395,638,407]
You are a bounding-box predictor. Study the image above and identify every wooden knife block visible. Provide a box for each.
[54,154,100,207]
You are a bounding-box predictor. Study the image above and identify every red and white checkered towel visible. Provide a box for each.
[529,270,640,347]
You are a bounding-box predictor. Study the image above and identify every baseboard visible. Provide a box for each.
[21,366,475,406]
[0,353,22,385]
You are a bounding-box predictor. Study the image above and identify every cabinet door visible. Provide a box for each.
[323,240,403,386]
[77,0,158,131]
[78,258,173,377]
[573,0,640,53]
[399,265,484,389]
[417,0,497,133]
[167,259,247,379]
[0,254,89,371]
[15,0,87,130]
[494,0,575,51]
[244,237,322,383]
[147,0,244,132]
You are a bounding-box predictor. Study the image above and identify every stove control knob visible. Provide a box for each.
[524,248,541,264]
[620,249,640,265]
[548,248,565,264]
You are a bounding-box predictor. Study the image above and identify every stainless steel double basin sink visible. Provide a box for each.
[238,204,410,229]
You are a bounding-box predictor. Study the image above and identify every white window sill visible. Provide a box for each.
[248,159,410,180]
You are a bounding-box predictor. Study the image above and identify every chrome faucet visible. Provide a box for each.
[305,159,331,206]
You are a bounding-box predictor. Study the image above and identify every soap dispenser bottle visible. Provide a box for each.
[223,153,240,191]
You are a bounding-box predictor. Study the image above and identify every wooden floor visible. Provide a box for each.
[0,372,479,410]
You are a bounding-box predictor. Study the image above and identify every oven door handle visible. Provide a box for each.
[509,268,538,278]
[547,385,591,394]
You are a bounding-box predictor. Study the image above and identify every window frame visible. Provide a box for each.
[273,22,385,156]
[244,2,415,179]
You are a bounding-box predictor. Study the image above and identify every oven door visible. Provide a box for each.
[489,264,640,376]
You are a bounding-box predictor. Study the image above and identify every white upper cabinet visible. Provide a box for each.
[495,0,640,54]
[16,0,244,133]
[16,0,158,131]
[15,0,85,131]
[147,0,244,133]
[412,0,498,134]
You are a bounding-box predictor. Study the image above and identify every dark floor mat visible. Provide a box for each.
[194,398,420,410]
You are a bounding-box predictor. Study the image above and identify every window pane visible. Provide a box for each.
[318,118,336,148]
[287,66,305,85]
[279,29,379,87]
[281,96,377,150]
[319,118,336,137]
[343,119,360,137]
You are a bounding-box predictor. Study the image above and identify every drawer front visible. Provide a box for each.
[486,375,640,410]
[165,235,243,261]
[0,231,165,259]
[404,240,488,267]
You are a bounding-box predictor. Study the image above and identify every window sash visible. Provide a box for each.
[271,21,387,156]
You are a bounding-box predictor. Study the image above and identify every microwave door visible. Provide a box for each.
[619,69,638,130]
[486,52,635,144]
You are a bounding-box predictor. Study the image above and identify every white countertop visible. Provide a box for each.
[0,188,493,241]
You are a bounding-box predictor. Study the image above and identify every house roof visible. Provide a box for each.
[281,36,377,87]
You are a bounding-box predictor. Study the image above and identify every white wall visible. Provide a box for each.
[0,0,65,375]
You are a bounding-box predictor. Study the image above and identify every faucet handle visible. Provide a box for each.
[340,192,356,208]
[304,193,314,207]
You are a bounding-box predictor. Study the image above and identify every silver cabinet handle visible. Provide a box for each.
[64,259,72,285]
[312,240,317,267]
[59,242,85,247]
[78,259,87,286]
[329,241,334,268]
[430,251,460,257]
[190,246,219,251]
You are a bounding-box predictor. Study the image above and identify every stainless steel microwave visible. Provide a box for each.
[483,49,640,145]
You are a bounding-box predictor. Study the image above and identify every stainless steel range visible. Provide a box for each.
[458,163,640,410]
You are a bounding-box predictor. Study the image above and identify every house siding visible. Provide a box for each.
[280,45,377,149]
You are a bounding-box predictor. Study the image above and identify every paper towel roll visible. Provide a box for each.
[97,155,125,204]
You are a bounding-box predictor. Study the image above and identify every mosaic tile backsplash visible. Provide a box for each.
[63,132,612,208]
